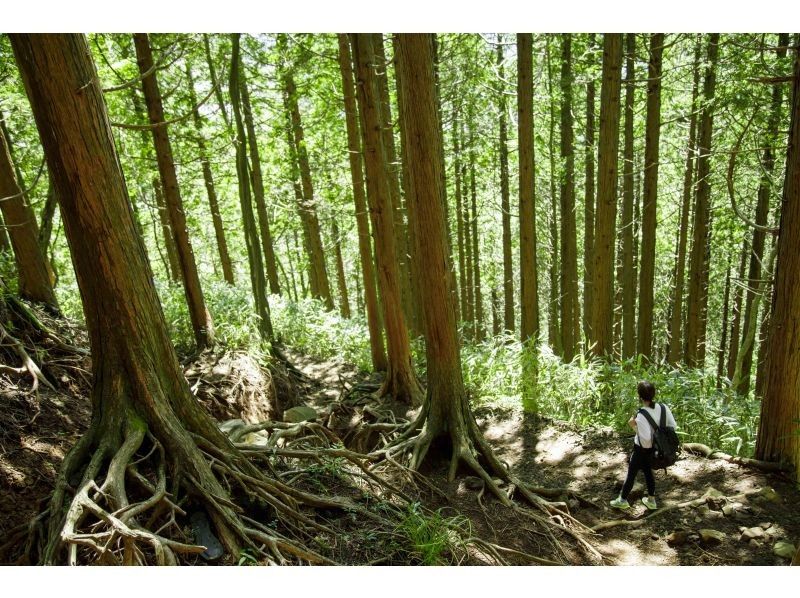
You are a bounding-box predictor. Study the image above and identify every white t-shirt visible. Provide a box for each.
[634,403,677,448]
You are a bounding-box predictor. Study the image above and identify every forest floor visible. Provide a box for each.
[2,344,799,565]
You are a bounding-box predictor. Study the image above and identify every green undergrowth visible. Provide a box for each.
[394,503,472,565]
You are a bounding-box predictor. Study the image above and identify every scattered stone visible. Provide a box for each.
[757,487,780,503]
[759,522,773,530]
[218,418,245,434]
[694,516,703,523]
[766,527,779,537]
[699,529,726,546]
[666,531,690,547]
[650,533,659,541]
[722,504,735,517]
[749,539,762,548]
[283,405,318,423]
[463,476,484,490]
[740,527,765,542]
[773,541,796,560]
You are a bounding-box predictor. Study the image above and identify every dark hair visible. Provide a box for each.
[637,380,656,404]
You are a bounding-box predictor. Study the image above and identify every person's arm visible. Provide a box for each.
[628,415,638,432]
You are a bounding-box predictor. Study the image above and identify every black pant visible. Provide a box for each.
[621,444,655,499]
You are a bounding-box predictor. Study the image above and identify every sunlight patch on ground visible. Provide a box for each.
[597,536,674,565]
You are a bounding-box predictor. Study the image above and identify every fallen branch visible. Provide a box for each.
[683,442,792,473]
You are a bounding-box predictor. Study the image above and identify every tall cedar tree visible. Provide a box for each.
[620,33,636,358]
[583,33,597,343]
[684,33,720,368]
[589,34,623,357]
[0,116,58,309]
[350,33,422,404]
[133,33,215,350]
[755,45,800,475]
[336,34,387,371]
[636,33,665,359]
[497,39,514,333]
[518,33,540,345]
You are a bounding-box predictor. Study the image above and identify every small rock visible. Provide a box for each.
[462,476,483,490]
[757,487,780,503]
[749,539,762,548]
[219,418,245,434]
[740,527,765,541]
[766,527,779,537]
[722,504,734,517]
[759,522,773,530]
[699,529,726,546]
[283,405,318,423]
[694,516,703,523]
[666,531,690,547]
[773,541,796,560]
[650,533,659,541]
[705,487,726,499]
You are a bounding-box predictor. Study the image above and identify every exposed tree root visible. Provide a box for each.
[683,443,793,473]
[590,487,765,532]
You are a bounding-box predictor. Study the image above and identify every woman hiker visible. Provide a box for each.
[610,380,678,511]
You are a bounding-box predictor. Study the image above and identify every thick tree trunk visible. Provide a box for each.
[620,33,636,359]
[351,33,421,404]
[685,33,720,369]
[755,46,800,476]
[518,33,540,346]
[636,33,664,360]
[737,34,789,395]
[0,114,58,309]
[667,38,702,365]
[589,34,623,358]
[497,41,514,333]
[337,34,387,371]
[185,61,236,286]
[133,33,214,351]
[279,35,334,311]
[583,33,597,344]
[559,34,579,360]
[230,34,274,342]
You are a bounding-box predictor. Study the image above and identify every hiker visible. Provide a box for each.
[610,380,677,511]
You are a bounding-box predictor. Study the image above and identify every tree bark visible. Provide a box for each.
[337,34,387,371]
[497,40,514,333]
[620,33,636,359]
[755,45,800,476]
[452,102,467,324]
[667,37,702,365]
[559,34,580,360]
[546,37,561,354]
[518,33,540,346]
[716,262,732,387]
[685,33,720,369]
[636,33,664,360]
[726,239,749,382]
[133,33,214,351]
[589,34,623,358]
[331,219,351,319]
[351,33,421,404]
[583,33,597,344]
[468,104,484,341]
[0,112,58,309]
[185,60,235,286]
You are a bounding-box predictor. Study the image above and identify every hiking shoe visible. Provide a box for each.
[609,496,630,510]
[642,496,658,510]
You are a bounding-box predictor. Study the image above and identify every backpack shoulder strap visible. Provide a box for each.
[638,408,658,431]
[659,403,667,428]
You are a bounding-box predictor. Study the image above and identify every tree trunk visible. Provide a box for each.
[452,102,467,324]
[230,34,273,342]
[589,34,623,358]
[185,60,235,286]
[468,106,484,341]
[559,34,580,360]
[583,33,597,344]
[716,262,732,387]
[152,177,181,283]
[351,33,421,404]
[38,179,58,257]
[202,34,231,131]
[667,38,702,365]
[755,45,800,476]
[620,33,636,359]
[461,116,474,339]
[726,239,749,382]
[636,33,664,360]
[737,34,789,395]
[133,33,214,351]
[278,35,334,311]
[497,41,514,333]
[518,33,540,346]
[685,33,720,369]
[337,34,387,371]
[546,37,561,354]
[0,113,58,309]
[331,219,351,319]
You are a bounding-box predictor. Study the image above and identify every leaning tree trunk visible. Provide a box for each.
[685,33,720,369]
[133,33,214,351]
[11,33,332,566]
[0,116,58,310]
[636,33,664,360]
[336,34,387,371]
[589,34,623,358]
[185,60,236,286]
[755,45,800,476]
[518,33,540,346]
[351,33,422,404]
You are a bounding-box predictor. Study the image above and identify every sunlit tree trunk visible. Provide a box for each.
[620,33,636,359]
[755,45,800,476]
[589,34,623,358]
[685,33,720,368]
[331,220,351,319]
[134,33,214,350]
[583,33,597,345]
[336,34,387,370]
[452,102,467,323]
[636,33,664,360]
[716,262,732,387]
[351,33,421,404]
[468,108,484,341]
[546,37,561,354]
[726,240,749,382]
[497,40,514,333]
